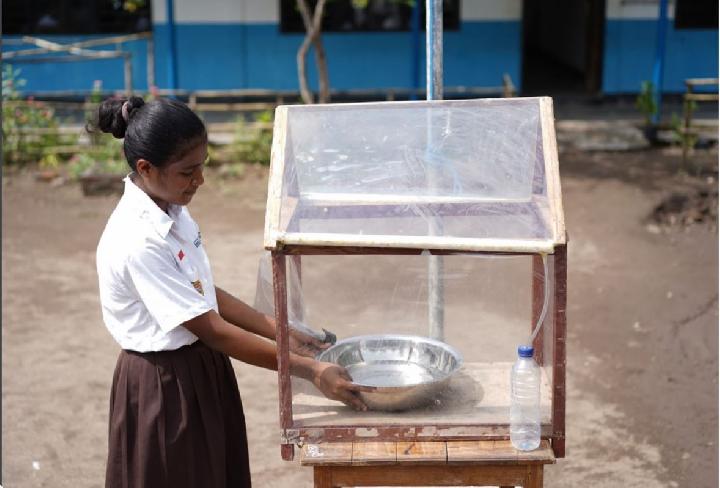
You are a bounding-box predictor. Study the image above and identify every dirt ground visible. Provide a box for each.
[2,144,718,487]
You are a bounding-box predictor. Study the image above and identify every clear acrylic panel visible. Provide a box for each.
[255,253,555,432]
[270,98,559,251]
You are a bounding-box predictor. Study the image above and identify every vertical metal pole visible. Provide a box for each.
[166,0,178,94]
[123,53,133,96]
[426,0,443,100]
[146,33,155,91]
[682,81,692,165]
[651,0,668,125]
[410,1,421,100]
[240,0,249,89]
[426,0,444,341]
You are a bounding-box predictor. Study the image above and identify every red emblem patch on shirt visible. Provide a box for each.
[178,250,185,261]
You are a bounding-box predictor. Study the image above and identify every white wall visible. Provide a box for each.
[152,0,278,24]
[606,0,676,20]
[462,0,522,21]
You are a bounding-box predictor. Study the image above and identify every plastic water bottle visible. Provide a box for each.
[510,344,541,451]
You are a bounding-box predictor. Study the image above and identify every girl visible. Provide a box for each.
[94,96,367,488]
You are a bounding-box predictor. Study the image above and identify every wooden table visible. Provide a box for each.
[300,440,556,487]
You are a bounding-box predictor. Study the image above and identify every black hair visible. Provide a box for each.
[93,96,207,171]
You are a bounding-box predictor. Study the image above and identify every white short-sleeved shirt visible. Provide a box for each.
[96,176,218,352]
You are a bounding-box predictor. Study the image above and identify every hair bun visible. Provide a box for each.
[96,96,146,139]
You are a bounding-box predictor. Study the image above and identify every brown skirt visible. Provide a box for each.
[106,341,251,488]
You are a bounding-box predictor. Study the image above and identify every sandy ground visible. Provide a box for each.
[2,146,717,487]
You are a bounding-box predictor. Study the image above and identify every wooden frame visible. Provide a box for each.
[264,105,289,250]
[266,97,567,461]
[539,97,566,245]
[301,440,555,488]
[312,464,544,488]
[271,244,568,461]
[264,98,567,253]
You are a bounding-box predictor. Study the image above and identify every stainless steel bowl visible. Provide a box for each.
[316,334,463,411]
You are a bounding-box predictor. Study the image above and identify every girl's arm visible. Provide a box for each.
[215,285,329,356]
[215,285,276,340]
[182,309,369,411]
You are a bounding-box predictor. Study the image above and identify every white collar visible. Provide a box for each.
[123,175,181,238]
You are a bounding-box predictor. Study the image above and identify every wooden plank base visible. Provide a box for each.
[397,441,447,463]
[302,440,554,487]
[313,464,545,487]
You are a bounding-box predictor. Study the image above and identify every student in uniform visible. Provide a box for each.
[94,96,369,488]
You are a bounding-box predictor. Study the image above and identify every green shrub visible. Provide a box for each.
[67,136,128,180]
[2,65,61,166]
[635,81,658,126]
[670,111,698,152]
[228,110,273,166]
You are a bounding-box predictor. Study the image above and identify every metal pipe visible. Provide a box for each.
[651,0,669,124]
[4,37,121,59]
[10,53,126,64]
[426,0,444,342]
[147,34,155,91]
[426,0,443,100]
[124,53,133,96]
[166,0,179,92]
[3,32,152,58]
[410,1,421,100]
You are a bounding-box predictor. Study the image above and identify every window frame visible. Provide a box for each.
[279,0,461,34]
[3,0,152,36]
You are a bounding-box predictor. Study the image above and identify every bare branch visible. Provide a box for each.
[296,0,315,104]
[296,0,330,104]
[312,0,330,103]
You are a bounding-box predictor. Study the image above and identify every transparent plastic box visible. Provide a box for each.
[261,97,567,461]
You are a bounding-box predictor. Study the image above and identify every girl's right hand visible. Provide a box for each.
[289,327,330,357]
[311,361,375,411]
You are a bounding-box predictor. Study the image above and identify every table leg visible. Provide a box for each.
[314,466,335,488]
[526,465,544,488]
[310,463,545,487]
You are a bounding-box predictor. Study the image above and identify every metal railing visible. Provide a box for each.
[3,32,155,95]
[682,78,719,163]
[1,75,516,113]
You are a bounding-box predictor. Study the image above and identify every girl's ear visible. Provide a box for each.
[135,159,153,178]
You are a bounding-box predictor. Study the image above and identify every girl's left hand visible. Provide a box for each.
[311,361,374,411]
[289,328,330,357]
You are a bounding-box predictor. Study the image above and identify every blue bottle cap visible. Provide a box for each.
[518,345,534,358]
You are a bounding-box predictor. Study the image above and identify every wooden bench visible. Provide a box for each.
[300,440,556,488]
[682,78,719,164]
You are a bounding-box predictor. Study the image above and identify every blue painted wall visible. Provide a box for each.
[3,35,150,93]
[5,21,520,94]
[153,21,521,91]
[603,20,718,93]
[4,20,716,95]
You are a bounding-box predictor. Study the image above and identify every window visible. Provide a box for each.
[3,0,152,35]
[280,0,460,33]
[675,0,718,29]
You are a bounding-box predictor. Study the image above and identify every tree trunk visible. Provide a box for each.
[296,0,314,104]
[296,29,314,103]
[315,30,330,103]
[296,0,329,104]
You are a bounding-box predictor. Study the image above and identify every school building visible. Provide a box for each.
[3,0,718,96]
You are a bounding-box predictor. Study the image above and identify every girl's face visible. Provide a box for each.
[136,141,207,211]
